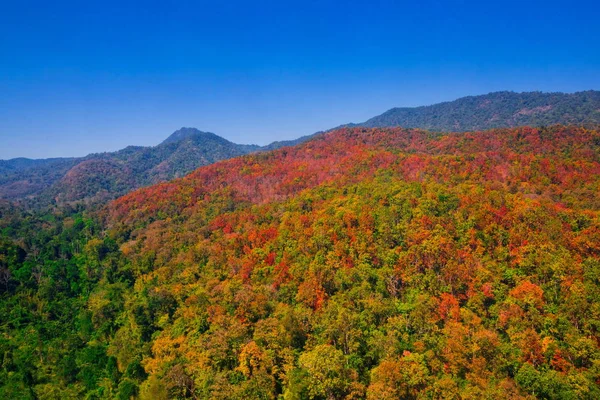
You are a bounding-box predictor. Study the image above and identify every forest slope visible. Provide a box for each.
[3,125,598,398]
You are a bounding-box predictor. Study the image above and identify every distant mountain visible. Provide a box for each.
[352,90,600,131]
[0,157,75,174]
[0,158,79,200]
[0,128,263,206]
[259,132,322,151]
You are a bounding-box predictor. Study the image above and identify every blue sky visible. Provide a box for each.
[1,0,599,159]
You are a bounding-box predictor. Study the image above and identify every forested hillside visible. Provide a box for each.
[1,125,599,399]
[0,128,260,206]
[353,91,600,131]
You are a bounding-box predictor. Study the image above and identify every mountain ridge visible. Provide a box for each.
[2,90,599,206]
[351,90,600,131]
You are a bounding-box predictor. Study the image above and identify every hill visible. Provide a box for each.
[352,90,600,131]
[1,125,599,398]
[0,128,262,206]
[0,158,79,200]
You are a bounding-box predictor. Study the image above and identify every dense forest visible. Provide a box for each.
[1,125,600,399]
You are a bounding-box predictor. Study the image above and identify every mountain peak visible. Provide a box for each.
[161,127,221,145]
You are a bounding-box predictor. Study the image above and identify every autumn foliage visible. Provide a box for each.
[2,125,600,398]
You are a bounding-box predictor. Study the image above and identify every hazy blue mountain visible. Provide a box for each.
[0,158,79,200]
[353,90,600,131]
[0,157,73,173]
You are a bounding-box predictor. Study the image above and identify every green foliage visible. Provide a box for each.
[295,344,355,399]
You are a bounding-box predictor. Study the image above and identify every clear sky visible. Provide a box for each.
[1,0,599,159]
